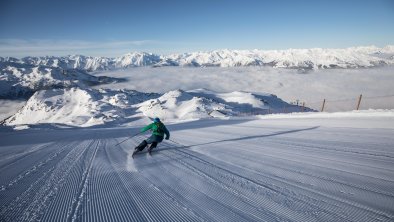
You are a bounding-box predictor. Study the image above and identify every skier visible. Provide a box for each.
[132,117,170,157]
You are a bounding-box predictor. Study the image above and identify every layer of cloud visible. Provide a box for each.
[93,66,394,112]
[0,39,160,58]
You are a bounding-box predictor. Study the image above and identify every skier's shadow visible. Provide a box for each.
[158,126,320,152]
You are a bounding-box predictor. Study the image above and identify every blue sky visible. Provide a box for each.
[0,0,393,57]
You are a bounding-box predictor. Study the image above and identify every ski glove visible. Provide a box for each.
[165,136,169,140]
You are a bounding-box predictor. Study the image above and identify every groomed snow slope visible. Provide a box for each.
[1,112,393,221]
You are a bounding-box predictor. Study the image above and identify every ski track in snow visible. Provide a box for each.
[0,119,394,221]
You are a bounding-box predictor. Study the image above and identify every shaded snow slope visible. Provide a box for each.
[0,114,393,221]
[2,45,393,71]
[4,88,306,127]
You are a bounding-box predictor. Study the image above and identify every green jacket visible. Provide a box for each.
[141,122,170,139]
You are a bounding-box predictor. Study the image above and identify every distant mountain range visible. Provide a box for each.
[1,45,393,71]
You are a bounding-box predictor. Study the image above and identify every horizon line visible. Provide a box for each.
[1,40,393,59]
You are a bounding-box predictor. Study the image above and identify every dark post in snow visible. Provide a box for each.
[356,94,362,110]
[301,102,305,112]
[321,99,326,112]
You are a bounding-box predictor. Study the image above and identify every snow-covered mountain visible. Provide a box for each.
[3,88,310,127]
[137,89,306,120]
[14,52,160,71]
[0,61,123,99]
[113,52,161,68]
[20,55,113,71]
[2,45,393,71]
[3,88,160,127]
[167,46,394,69]
[137,90,228,120]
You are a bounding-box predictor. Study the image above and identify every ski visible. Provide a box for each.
[132,147,155,158]
[132,151,155,158]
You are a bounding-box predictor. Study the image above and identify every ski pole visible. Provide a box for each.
[115,131,143,146]
[169,139,182,145]
[169,139,187,148]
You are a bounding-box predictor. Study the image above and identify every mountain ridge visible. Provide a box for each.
[0,60,124,99]
[2,45,393,71]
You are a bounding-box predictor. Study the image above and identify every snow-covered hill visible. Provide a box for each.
[137,90,226,120]
[3,88,308,127]
[0,61,123,99]
[2,45,393,71]
[3,88,160,127]
[137,88,305,121]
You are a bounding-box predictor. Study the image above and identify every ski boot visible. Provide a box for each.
[148,142,158,155]
[132,140,147,158]
[132,149,139,158]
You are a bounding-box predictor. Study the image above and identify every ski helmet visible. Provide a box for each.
[153,117,160,123]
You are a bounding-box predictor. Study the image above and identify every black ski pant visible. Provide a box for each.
[135,140,158,151]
